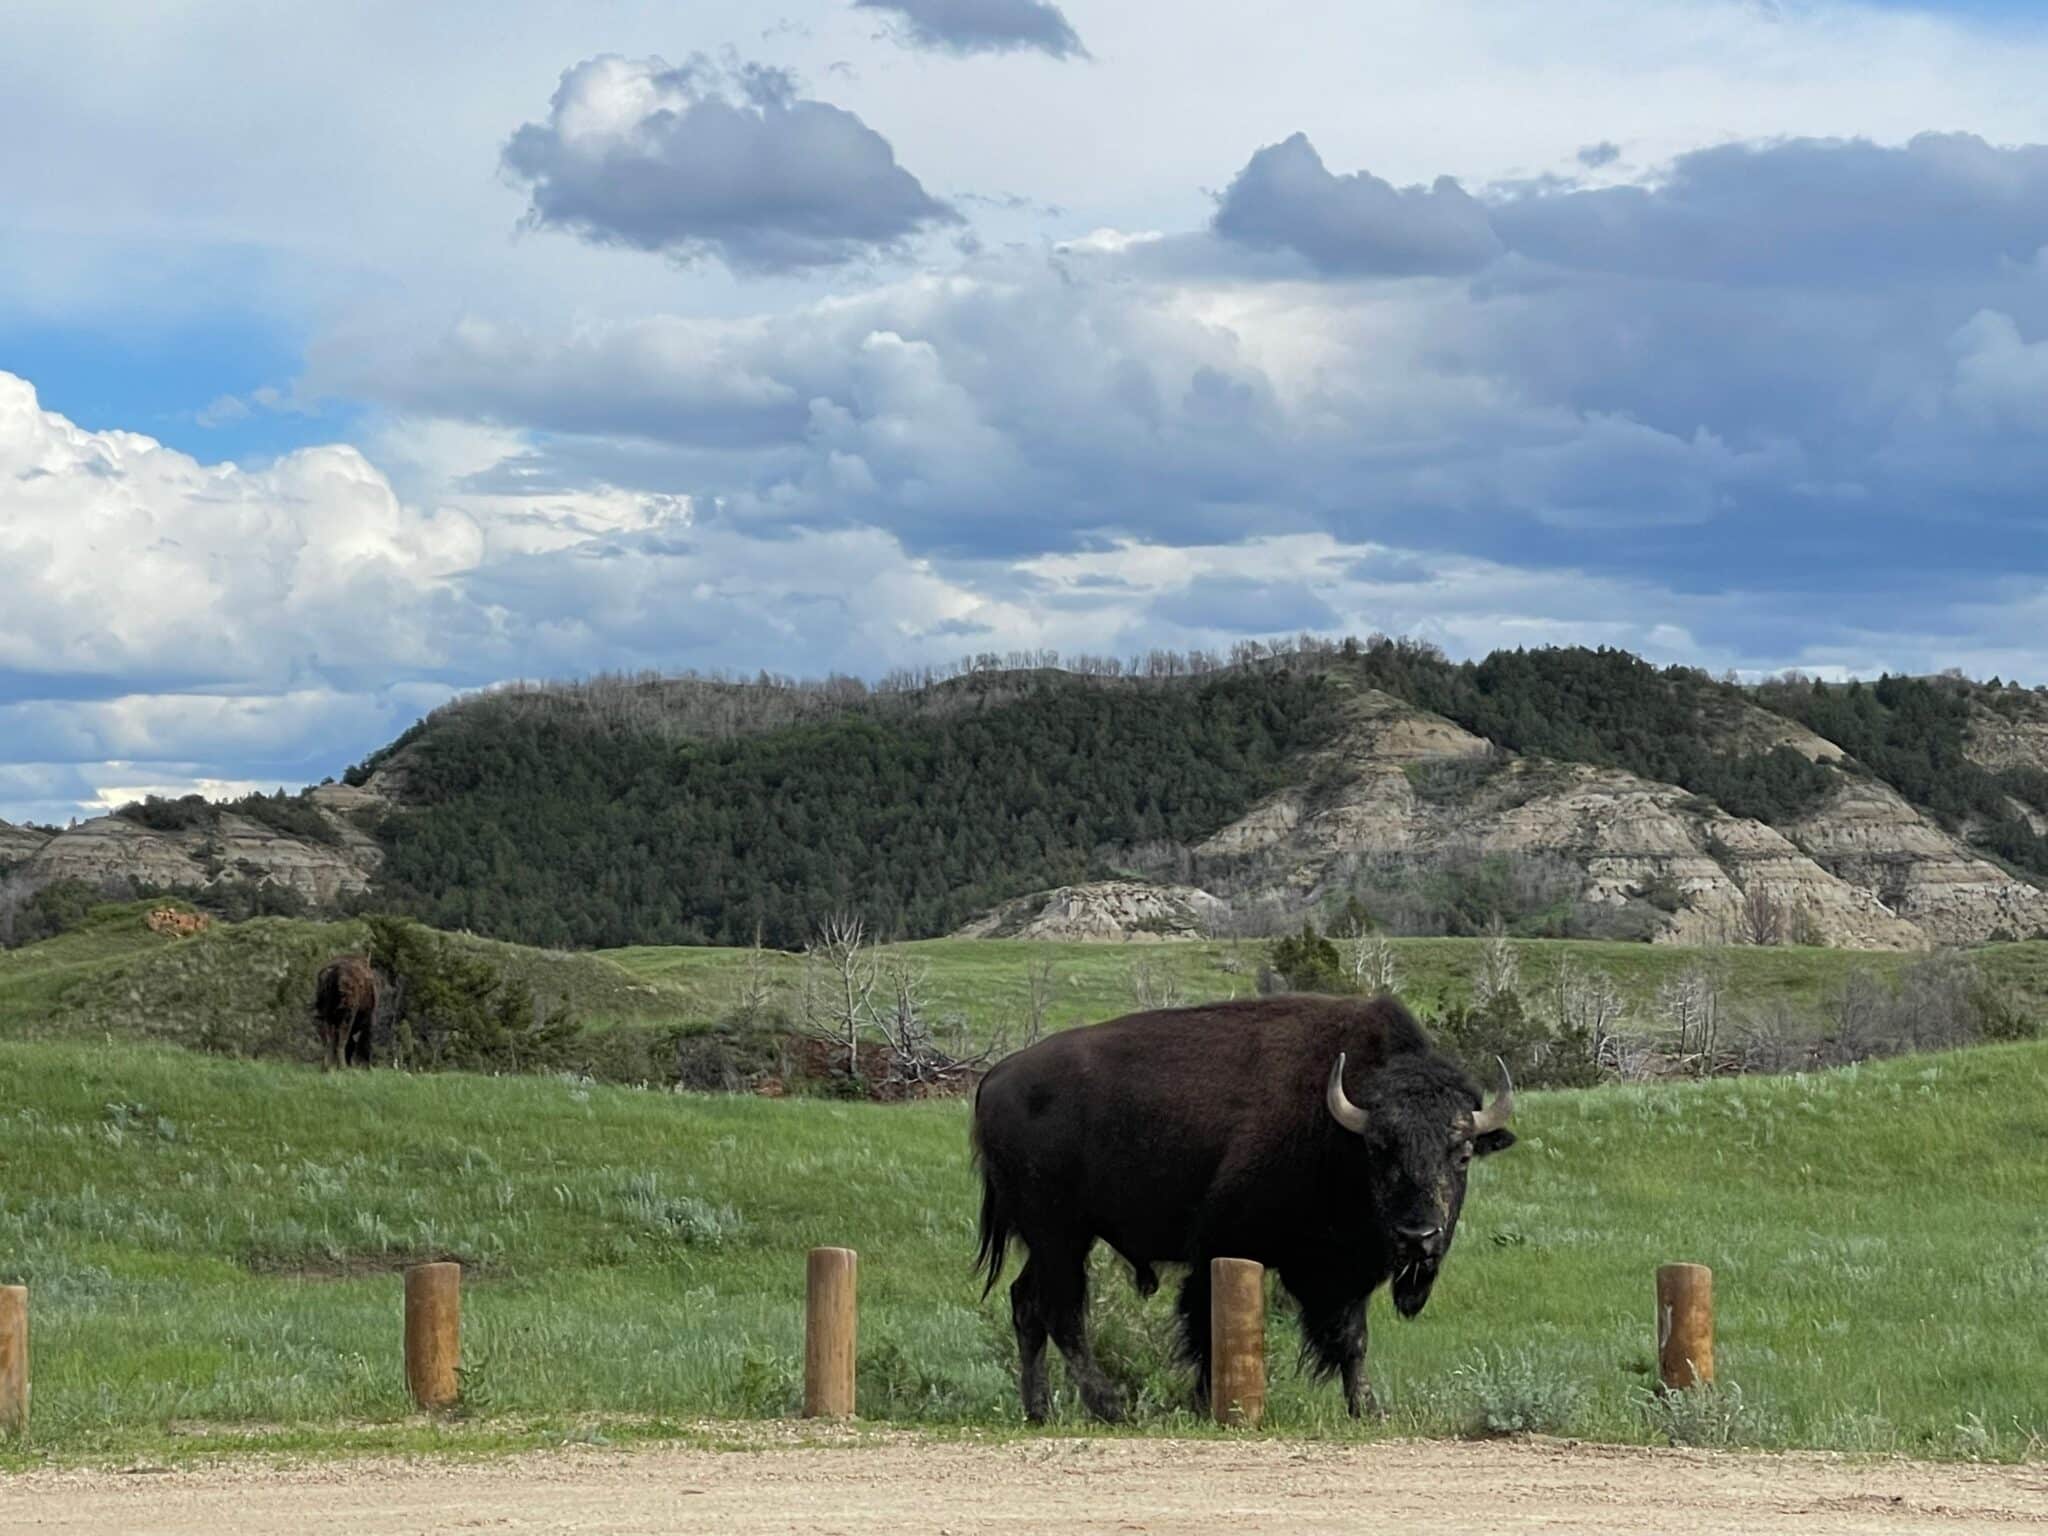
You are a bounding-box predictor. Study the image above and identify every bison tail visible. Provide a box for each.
[973,1171,1013,1299]
[970,1102,1013,1299]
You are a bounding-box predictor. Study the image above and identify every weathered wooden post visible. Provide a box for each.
[1656,1262,1714,1391]
[0,1286,26,1437]
[1210,1258,1266,1428]
[804,1247,858,1419]
[404,1262,462,1410]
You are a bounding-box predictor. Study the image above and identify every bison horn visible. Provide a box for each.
[1327,1053,1370,1136]
[1470,1056,1515,1136]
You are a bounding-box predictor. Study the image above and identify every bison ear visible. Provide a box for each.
[1473,1128,1516,1157]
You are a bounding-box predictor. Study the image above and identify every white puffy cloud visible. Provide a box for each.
[0,372,483,691]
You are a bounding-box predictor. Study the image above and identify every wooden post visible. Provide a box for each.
[804,1247,858,1420]
[1656,1263,1714,1391]
[0,1286,25,1438]
[1210,1258,1266,1428]
[404,1262,462,1410]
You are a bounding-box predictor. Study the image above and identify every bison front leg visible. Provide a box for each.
[1286,1273,1382,1419]
[1175,1263,1213,1412]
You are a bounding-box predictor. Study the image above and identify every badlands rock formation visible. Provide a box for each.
[0,819,53,869]
[16,785,383,907]
[954,880,1228,942]
[986,687,2048,949]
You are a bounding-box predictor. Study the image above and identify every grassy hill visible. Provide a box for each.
[2,1036,2044,1464]
[0,902,693,1069]
[8,902,2048,1085]
[12,901,2048,1097]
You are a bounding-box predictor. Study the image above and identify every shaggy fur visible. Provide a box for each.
[971,994,1513,1422]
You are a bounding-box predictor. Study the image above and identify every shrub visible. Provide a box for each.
[364,915,579,1073]
[1453,1347,1585,1437]
[0,876,102,948]
[1636,1380,1779,1448]
[1429,991,1596,1090]
[223,790,342,847]
[1267,921,1349,994]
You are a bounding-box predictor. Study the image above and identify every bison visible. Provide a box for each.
[970,993,1514,1422]
[313,954,380,1070]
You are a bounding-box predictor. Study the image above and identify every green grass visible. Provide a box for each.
[11,904,2048,1076]
[3,1036,2045,1466]
[609,935,2048,1048]
[0,902,694,1059]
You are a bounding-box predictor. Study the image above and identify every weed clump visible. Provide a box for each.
[1636,1380,1779,1447]
[1453,1347,1585,1437]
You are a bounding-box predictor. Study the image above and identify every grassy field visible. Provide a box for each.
[2,1035,2044,1467]
[9,902,2048,1078]
[609,933,2048,1047]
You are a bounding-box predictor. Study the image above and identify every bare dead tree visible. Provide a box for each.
[1472,920,1522,1008]
[1546,950,1627,1072]
[1127,953,1186,1011]
[1656,961,1726,1074]
[1346,931,1399,996]
[729,923,783,1027]
[1737,879,1785,947]
[1023,953,1059,1046]
[805,913,879,1080]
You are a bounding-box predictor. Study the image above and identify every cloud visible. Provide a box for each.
[1211,133,1502,276]
[1576,141,1621,169]
[0,370,483,696]
[1493,131,2048,286]
[1151,575,1340,635]
[1209,130,2048,289]
[855,0,1086,59]
[501,54,959,273]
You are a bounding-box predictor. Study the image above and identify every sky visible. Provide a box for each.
[4,0,2048,825]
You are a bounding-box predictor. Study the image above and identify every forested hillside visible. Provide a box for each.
[368,664,1341,947]
[334,640,2048,949]
[17,638,2048,952]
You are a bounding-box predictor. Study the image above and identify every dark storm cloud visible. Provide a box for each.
[501,55,959,273]
[854,0,1087,59]
[1211,133,1503,276]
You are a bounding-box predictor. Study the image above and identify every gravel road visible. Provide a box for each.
[5,1434,2045,1534]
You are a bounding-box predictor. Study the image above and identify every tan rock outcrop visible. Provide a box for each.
[1785,778,2048,944]
[1184,690,1932,950]
[19,803,380,906]
[0,819,53,868]
[955,880,1228,942]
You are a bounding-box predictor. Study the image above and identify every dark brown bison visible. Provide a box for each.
[971,993,1514,1422]
[313,955,380,1070]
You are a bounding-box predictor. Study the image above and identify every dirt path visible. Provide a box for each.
[6,1436,2046,1534]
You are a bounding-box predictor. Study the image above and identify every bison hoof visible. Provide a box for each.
[1082,1387,1128,1425]
[1348,1389,1388,1421]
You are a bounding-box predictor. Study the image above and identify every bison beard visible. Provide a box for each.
[971,994,1513,1422]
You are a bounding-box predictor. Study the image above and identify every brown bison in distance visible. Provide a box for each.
[971,994,1514,1422]
[314,955,380,1069]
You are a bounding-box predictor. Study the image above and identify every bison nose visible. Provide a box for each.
[1397,1224,1446,1257]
